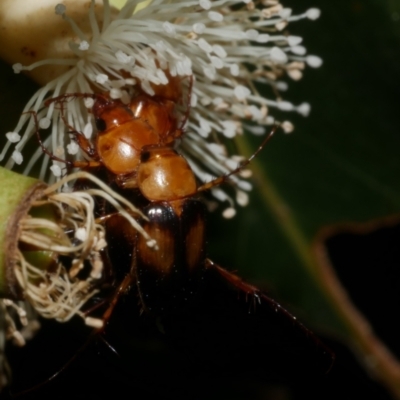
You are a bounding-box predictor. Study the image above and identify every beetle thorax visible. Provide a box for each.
[137,146,197,202]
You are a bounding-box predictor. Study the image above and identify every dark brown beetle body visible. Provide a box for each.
[103,143,207,314]
[37,77,334,374]
[136,199,206,313]
[42,76,206,314]
[134,144,206,313]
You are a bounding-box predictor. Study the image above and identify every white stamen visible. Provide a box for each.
[12,151,23,165]
[67,141,79,155]
[234,85,251,101]
[212,45,227,58]
[237,179,252,191]
[306,8,321,20]
[200,118,212,135]
[110,88,123,99]
[256,34,270,43]
[39,118,51,129]
[84,98,94,108]
[306,55,323,68]
[50,164,62,177]
[55,146,65,158]
[236,190,249,206]
[287,69,302,80]
[120,90,130,104]
[245,29,259,40]
[275,20,288,31]
[199,0,211,10]
[207,143,226,156]
[239,169,252,179]
[291,46,306,55]
[220,120,237,138]
[6,132,21,143]
[246,105,263,120]
[95,74,108,84]
[208,11,223,22]
[12,63,23,73]
[275,81,288,91]
[83,123,93,139]
[198,38,213,53]
[75,227,87,241]
[85,317,104,329]
[79,41,90,51]
[223,208,236,219]
[115,50,133,64]
[277,101,294,111]
[163,21,176,35]
[281,120,294,133]
[210,56,224,69]
[288,35,302,46]
[230,64,240,76]
[297,102,311,117]
[193,23,206,34]
[279,8,292,19]
[270,47,288,63]
[55,4,66,15]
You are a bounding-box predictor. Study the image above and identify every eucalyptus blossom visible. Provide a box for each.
[1,0,321,217]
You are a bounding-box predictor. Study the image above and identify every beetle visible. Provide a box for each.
[36,86,279,315]
[38,74,191,189]
[29,76,335,387]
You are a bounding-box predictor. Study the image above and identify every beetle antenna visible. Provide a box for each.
[177,74,194,131]
[45,93,98,137]
[197,124,279,193]
[26,110,73,168]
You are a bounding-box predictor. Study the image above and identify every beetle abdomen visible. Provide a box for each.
[135,199,206,314]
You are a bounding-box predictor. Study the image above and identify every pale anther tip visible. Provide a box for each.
[84,98,95,108]
[12,63,23,74]
[199,0,211,10]
[223,208,236,219]
[39,117,51,130]
[306,8,321,20]
[147,239,157,248]
[6,132,21,143]
[79,41,90,51]
[85,317,104,329]
[306,55,323,68]
[55,4,66,15]
[297,102,311,117]
[50,164,62,177]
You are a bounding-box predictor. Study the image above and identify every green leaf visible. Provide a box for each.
[207,0,400,396]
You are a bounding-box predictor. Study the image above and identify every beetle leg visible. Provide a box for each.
[205,258,335,373]
[205,258,261,309]
[46,93,99,159]
[28,109,101,170]
[177,74,193,132]
[101,271,135,324]
[71,131,98,159]
[25,110,73,170]
[44,92,97,108]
